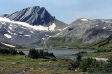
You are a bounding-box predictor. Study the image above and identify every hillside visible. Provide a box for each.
[46,18,112,49]
[91,35,112,49]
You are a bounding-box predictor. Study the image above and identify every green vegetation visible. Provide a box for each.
[0,55,80,74]
[91,35,112,49]
[76,53,82,61]
[46,37,90,49]
[82,49,112,58]
[46,37,71,49]
[0,48,80,74]
[0,47,112,74]
[28,49,56,59]
[106,56,112,72]
[70,38,85,48]
[0,48,25,55]
[69,56,112,73]
[45,34,112,50]
[83,52,112,58]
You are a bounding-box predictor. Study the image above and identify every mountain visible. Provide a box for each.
[3,6,54,26]
[46,18,112,48]
[2,6,66,31]
[0,17,60,48]
[2,6,112,49]
[0,6,67,48]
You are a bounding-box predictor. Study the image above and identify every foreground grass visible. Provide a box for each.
[0,55,80,74]
[83,52,112,58]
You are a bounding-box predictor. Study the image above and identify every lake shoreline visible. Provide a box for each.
[18,49,95,60]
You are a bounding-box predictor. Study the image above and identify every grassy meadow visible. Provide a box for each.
[0,55,80,74]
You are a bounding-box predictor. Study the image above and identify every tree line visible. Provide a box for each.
[0,48,25,55]
[28,49,56,59]
[69,53,112,73]
[0,48,56,59]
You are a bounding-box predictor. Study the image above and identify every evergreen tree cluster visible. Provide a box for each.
[105,56,112,72]
[79,58,101,72]
[0,48,25,55]
[28,49,56,59]
[69,57,112,73]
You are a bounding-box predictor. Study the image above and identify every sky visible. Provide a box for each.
[0,0,112,24]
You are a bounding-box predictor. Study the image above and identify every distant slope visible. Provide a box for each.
[58,18,112,43]
[91,35,112,49]
[46,18,112,49]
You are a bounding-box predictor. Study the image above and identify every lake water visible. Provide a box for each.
[20,49,95,60]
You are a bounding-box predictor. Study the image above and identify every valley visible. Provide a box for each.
[0,5,112,74]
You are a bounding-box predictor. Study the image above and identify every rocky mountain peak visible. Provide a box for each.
[2,6,55,26]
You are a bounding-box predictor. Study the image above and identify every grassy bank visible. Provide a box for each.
[83,52,112,58]
[0,55,80,74]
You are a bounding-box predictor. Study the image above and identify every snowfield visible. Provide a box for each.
[4,34,12,38]
[0,17,56,31]
[81,18,88,21]
[1,42,16,47]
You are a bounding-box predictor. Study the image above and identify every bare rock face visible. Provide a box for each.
[2,6,66,30]
[3,6,55,26]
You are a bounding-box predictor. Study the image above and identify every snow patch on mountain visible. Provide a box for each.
[81,18,88,21]
[103,27,106,29]
[13,33,17,35]
[9,26,13,30]
[42,38,45,40]
[35,25,48,31]
[45,34,49,36]
[4,34,12,38]
[1,42,16,47]
[0,17,56,31]
[96,25,98,26]
[49,23,56,31]
[7,30,13,34]
[30,31,34,33]
[24,35,31,37]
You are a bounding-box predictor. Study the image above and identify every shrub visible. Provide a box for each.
[18,51,25,55]
[0,48,17,55]
[79,58,100,72]
[76,53,82,61]
[0,48,25,55]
